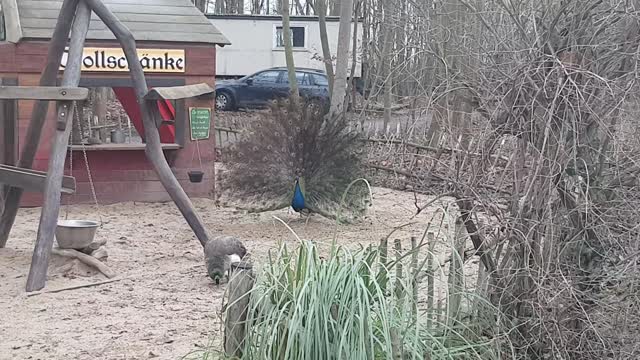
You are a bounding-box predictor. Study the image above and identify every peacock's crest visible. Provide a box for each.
[218,98,369,222]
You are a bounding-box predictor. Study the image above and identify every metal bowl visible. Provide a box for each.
[55,220,99,249]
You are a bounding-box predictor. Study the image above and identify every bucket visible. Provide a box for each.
[55,220,99,249]
[110,129,125,144]
[188,170,204,183]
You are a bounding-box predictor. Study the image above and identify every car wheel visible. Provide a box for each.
[215,92,234,111]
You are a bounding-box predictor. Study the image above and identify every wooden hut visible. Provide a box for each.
[0,0,230,206]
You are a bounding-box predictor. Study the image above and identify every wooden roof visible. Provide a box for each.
[2,0,231,45]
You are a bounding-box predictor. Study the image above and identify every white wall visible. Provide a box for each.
[210,17,362,77]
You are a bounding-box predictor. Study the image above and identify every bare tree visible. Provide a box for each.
[316,0,334,96]
[192,0,207,12]
[328,0,354,116]
[280,0,299,101]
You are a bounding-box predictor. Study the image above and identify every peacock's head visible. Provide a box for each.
[208,268,225,285]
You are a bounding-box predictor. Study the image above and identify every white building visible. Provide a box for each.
[207,14,362,79]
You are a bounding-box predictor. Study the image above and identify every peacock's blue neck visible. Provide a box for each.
[291,180,306,212]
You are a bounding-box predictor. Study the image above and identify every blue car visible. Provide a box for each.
[214,67,330,112]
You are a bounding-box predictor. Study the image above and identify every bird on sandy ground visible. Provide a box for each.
[204,235,247,285]
[219,98,370,223]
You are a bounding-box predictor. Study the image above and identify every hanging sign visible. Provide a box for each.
[189,107,212,141]
[60,48,186,73]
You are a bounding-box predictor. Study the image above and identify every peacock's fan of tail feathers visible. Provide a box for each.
[219,98,369,221]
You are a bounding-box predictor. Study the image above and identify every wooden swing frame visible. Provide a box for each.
[0,0,216,292]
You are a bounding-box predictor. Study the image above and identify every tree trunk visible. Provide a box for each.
[317,0,334,96]
[381,0,393,129]
[192,0,207,12]
[328,0,354,117]
[360,0,370,116]
[281,0,299,101]
[329,0,340,16]
[346,0,360,110]
[215,0,225,13]
[294,0,305,14]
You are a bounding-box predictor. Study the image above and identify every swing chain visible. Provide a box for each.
[64,116,73,220]
[73,102,103,227]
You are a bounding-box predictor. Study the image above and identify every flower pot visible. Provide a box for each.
[188,170,204,183]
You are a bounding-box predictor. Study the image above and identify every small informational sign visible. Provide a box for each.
[189,107,212,141]
[60,48,186,73]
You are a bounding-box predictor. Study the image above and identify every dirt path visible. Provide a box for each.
[0,187,473,360]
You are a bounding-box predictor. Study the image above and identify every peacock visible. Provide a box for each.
[218,98,370,222]
[204,235,248,285]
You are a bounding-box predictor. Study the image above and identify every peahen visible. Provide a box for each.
[219,98,369,222]
[204,235,247,285]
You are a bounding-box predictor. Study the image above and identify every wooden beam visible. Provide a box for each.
[0,0,80,249]
[0,86,89,100]
[86,0,213,248]
[144,83,214,100]
[0,165,76,194]
[68,143,180,151]
[26,0,90,293]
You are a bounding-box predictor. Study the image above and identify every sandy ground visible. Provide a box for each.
[0,187,477,360]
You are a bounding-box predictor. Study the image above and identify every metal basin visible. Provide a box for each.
[55,220,99,249]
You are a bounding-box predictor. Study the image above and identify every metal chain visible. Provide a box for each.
[64,118,73,220]
[73,102,103,226]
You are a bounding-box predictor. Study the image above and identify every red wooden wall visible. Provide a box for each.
[0,41,218,206]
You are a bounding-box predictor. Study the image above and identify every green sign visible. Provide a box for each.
[189,107,211,140]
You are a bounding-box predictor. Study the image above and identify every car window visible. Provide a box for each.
[279,72,312,86]
[312,74,329,86]
[252,71,281,85]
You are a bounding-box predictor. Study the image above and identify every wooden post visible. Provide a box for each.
[25,1,90,292]
[0,79,18,167]
[85,0,212,247]
[0,0,80,248]
[410,236,418,320]
[425,232,435,330]
[224,262,255,358]
[378,236,388,293]
[391,238,403,359]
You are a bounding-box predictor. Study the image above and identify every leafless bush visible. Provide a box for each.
[359,0,640,358]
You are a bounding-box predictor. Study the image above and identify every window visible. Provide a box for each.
[279,72,311,86]
[252,70,281,85]
[275,26,305,48]
[312,74,329,86]
[70,79,187,149]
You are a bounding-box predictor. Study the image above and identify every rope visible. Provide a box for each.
[196,138,203,169]
[191,138,203,170]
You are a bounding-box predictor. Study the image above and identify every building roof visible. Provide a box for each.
[2,0,231,45]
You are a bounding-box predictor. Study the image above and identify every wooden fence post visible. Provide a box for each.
[224,262,255,358]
